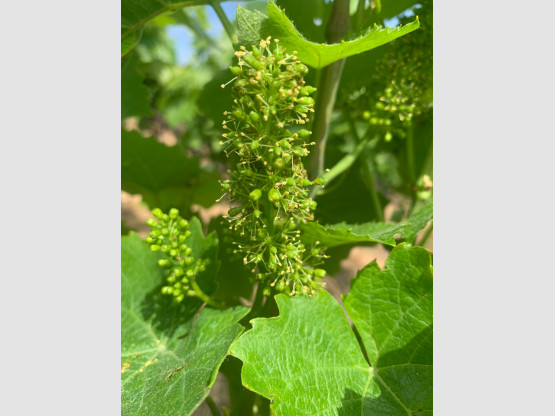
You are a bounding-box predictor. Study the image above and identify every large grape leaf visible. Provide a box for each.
[121,234,249,415]
[302,201,432,247]
[236,2,419,69]
[344,245,433,414]
[230,244,432,415]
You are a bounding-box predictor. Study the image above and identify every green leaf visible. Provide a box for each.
[236,2,420,69]
[121,129,221,213]
[121,54,153,119]
[230,244,432,415]
[344,244,433,413]
[302,201,432,247]
[121,234,249,415]
[231,290,374,415]
[122,0,199,57]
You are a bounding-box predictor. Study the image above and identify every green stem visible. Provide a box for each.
[210,1,238,45]
[355,0,366,32]
[205,395,221,416]
[417,224,433,247]
[361,157,384,221]
[406,121,416,185]
[245,283,266,321]
[308,0,350,179]
[190,279,225,309]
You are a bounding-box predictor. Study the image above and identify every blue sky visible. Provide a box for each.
[166,1,240,65]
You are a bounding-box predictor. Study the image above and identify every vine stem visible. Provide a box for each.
[205,395,221,416]
[308,0,350,179]
[417,223,433,247]
[210,1,238,45]
[190,279,225,309]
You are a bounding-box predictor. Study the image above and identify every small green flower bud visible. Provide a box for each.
[250,140,260,150]
[185,247,192,256]
[253,209,262,218]
[249,111,260,122]
[229,66,242,75]
[161,286,173,295]
[302,178,312,187]
[314,269,326,278]
[221,183,231,191]
[169,208,179,219]
[175,294,185,303]
[268,188,282,202]
[158,259,169,267]
[173,268,184,277]
[308,200,317,210]
[273,158,284,169]
[184,256,194,265]
[315,177,326,185]
[297,129,311,138]
[178,219,189,228]
[232,110,245,120]
[279,139,291,148]
[249,189,262,201]
[298,97,314,106]
[150,244,160,252]
[146,218,158,227]
[169,249,178,257]
[152,208,164,220]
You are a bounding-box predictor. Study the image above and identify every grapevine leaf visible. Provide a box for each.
[121,234,249,415]
[302,201,432,247]
[343,244,433,413]
[231,290,376,416]
[121,129,220,213]
[121,0,199,57]
[236,2,420,69]
[230,244,432,415]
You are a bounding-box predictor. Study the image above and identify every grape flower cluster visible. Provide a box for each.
[145,208,208,303]
[219,37,328,297]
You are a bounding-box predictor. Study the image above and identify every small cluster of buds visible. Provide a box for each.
[145,208,208,303]
[219,38,328,296]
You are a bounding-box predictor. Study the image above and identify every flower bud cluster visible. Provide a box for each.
[219,38,327,296]
[145,208,208,303]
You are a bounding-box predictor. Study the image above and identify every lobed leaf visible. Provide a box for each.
[230,244,433,415]
[344,244,433,413]
[121,234,249,415]
[236,2,420,69]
